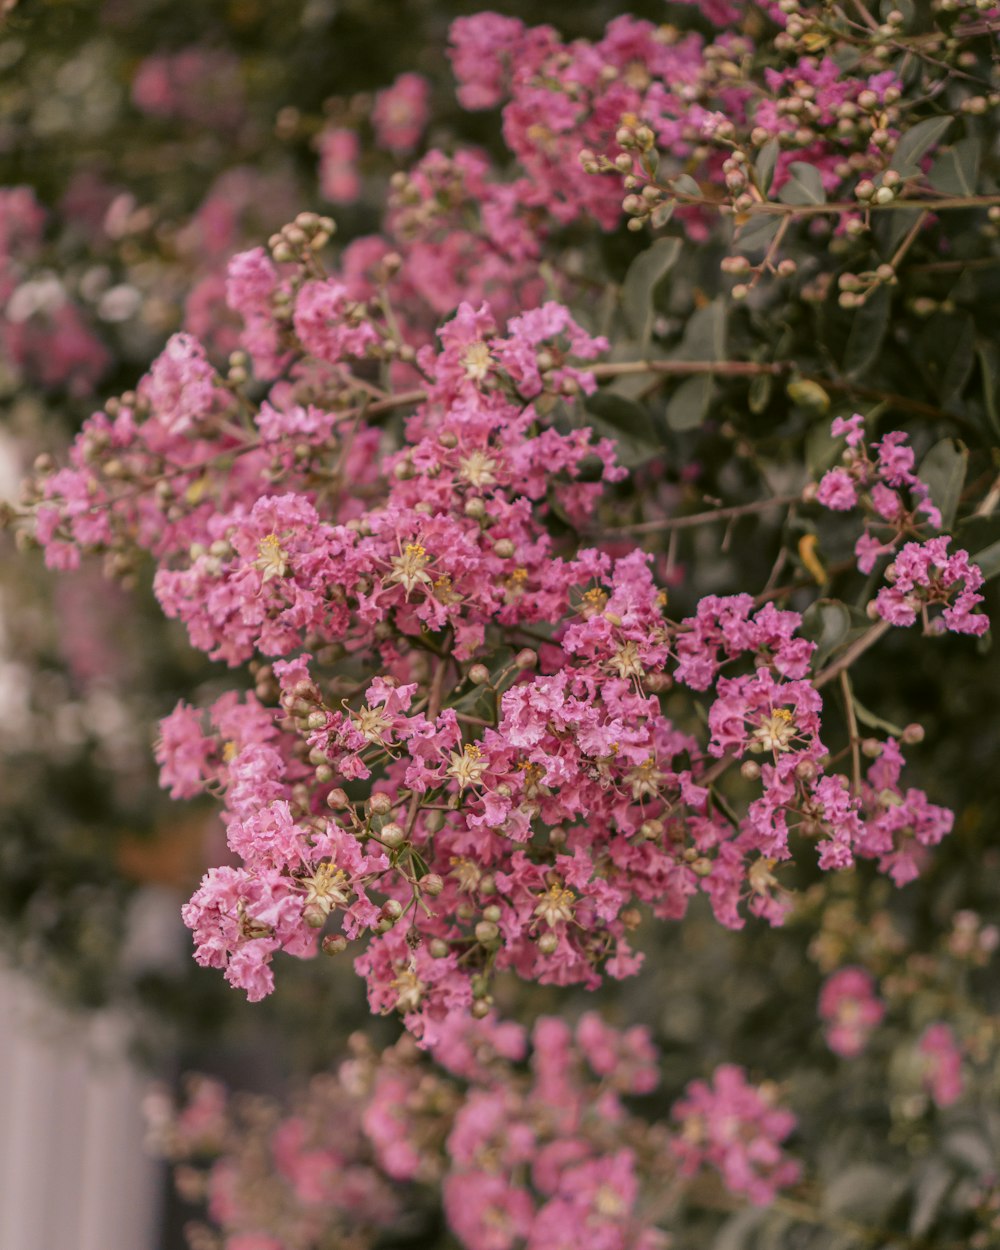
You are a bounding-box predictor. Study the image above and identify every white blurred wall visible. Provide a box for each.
[0,888,182,1250]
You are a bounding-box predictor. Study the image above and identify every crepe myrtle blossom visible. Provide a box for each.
[918,1023,965,1109]
[671,1065,801,1205]
[154,1012,798,1249]
[31,241,977,1035]
[19,4,998,1240]
[818,967,885,1058]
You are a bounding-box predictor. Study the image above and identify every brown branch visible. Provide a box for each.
[840,670,862,795]
[605,493,800,536]
[813,620,893,689]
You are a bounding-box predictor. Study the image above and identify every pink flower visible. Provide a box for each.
[318,127,361,204]
[819,967,885,1057]
[373,73,431,154]
[918,1023,964,1108]
[671,1065,801,1205]
[816,467,858,511]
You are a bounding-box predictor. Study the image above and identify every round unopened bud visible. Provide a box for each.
[621,907,642,930]
[493,538,515,558]
[479,874,496,896]
[326,787,350,810]
[722,254,752,276]
[302,903,327,928]
[614,152,633,172]
[430,938,450,958]
[471,999,492,1018]
[777,258,797,277]
[369,792,393,816]
[464,497,487,520]
[306,710,327,730]
[514,648,537,670]
[873,185,895,205]
[315,764,334,784]
[537,932,559,955]
[854,179,875,201]
[741,760,761,781]
[380,822,406,849]
[639,818,664,841]
[901,722,925,745]
[795,758,818,781]
[875,263,895,282]
[861,738,883,758]
[692,857,713,877]
[475,919,500,945]
[382,898,404,920]
[322,934,348,956]
[482,904,502,923]
[732,283,749,301]
[438,430,458,449]
[422,873,445,897]
[469,663,490,685]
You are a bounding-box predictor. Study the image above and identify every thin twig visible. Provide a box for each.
[605,493,800,535]
[840,670,862,795]
[813,620,893,689]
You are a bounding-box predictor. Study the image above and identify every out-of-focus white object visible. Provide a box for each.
[0,887,184,1250]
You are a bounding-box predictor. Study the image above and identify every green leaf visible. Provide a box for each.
[972,538,1000,582]
[778,161,827,205]
[665,373,712,431]
[621,237,682,347]
[975,342,1000,439]
[874,205,924,258]
[805,417,842,475]
[711,1209,768,1250]
[844,286,891,379]
[822,1164,907,1224]
[909,1160,955,1238]
[675,297,727,362]
[850,690,905,737]
[802,600,852,668]
[650,199,675,229]
[671,173,702,198]
[928,136,981,196]
[788,377,831,414]
[918,438,967,530]
[889,114,952,175]
[943,1128,995,1173]
[748,372,772,414]
[585,391,662,466]
[753,138,780,195]
[735,213,782,254]
[918,311,975,404]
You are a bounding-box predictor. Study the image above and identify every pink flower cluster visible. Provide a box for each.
[918,1023,964,1109]
[671,1064,801,1205]
[818,966,885,1058]
[151,1013,801,1250]
[815,416,988,636]
[27,239,961,1032]
[449,11,905,235]
[0,186,109,394]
